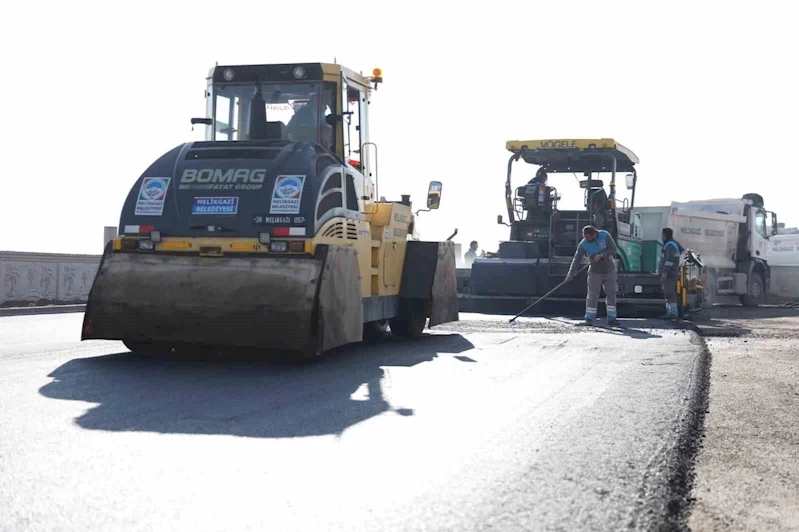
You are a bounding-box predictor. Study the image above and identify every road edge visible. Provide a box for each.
[661,329,713,531]
[0,305,86,317]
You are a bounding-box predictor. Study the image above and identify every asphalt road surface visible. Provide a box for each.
[1,313,710,531]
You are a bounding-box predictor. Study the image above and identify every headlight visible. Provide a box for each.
[149,230,161,243]
[293,66,306,79]
[259,232,271,244]
[271,241,287,252]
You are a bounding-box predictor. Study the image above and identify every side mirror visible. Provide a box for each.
[427,181,442,209]
[191,117,213,125]
[771,212,779,235]
[497,215,503,225]
[625,173,635,190]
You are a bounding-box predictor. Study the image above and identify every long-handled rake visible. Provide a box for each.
[508,264,590,324]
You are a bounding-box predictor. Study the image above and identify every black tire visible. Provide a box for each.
[739,272,764,307]
[389,300,427,338]
[123,341,172,355]
[363,320,389,343]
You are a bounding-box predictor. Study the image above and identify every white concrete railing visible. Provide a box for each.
[0,251,101,307]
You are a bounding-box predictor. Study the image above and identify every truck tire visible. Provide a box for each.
[740,273,764,307]
[390,300,427,338]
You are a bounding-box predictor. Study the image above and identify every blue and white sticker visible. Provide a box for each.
[135,177,171,216]
[191,197,239,215]
[270,175,306,214]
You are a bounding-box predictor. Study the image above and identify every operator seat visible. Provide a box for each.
[588,187,610,228]
[589,187,609,212]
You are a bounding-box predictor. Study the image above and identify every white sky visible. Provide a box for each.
[1,0,797,255]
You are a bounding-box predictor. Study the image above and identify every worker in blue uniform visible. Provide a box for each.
[659,227,685,319]
[529,167,548,186]
[566,225,619,326]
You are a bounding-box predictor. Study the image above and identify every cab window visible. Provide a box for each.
[212,82,322,142]
[320,82,336,152]
[342,81,364,166]
[755,210,768,238]
[215,94,240,140]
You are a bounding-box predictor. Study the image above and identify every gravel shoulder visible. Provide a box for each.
[688,307,799,531]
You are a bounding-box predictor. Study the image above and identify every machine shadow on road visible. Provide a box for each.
[38,333,475,439]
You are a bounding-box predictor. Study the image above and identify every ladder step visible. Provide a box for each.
[371,240,381,248]
[371,267,379,275]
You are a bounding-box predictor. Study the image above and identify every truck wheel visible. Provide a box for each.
[123,341,172,355]
[390,300,427,338]
[740,273,764,307]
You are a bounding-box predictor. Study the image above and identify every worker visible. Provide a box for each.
[526,168,550,210]
[464,241,479,267]
[287,94,331,144]
[528,167,547,185]
[566,225,619,325]
[659,227,685,319]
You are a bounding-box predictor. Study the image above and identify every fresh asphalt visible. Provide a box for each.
[1,312,711,531]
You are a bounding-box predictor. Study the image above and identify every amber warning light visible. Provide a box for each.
[371,68,383,88]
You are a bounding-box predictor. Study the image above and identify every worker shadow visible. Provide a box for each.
[38,333,475,439]
[545,317,663,339]
[589,324,663,340]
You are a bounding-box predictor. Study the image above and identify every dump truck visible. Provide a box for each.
[637,193,779,305]
[82,62,459,358]
[457,139,704,316]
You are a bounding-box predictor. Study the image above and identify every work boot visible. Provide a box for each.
[607,319,621,326]
[658,313,677,320]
